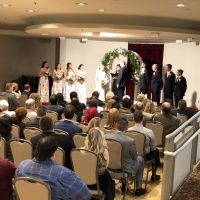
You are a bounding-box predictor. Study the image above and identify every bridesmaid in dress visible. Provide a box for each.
[76,64,87,104]
[63,62,76,102]
[37,61,50,103]
[51,63,64,95]
[111,64,121,95]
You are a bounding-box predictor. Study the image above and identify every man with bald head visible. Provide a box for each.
[153,102,179,140]
[151,64,163,106]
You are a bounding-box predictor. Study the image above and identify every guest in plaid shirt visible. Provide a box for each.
[15,136,91,200]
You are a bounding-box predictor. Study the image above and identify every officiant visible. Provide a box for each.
[111,64,121,95]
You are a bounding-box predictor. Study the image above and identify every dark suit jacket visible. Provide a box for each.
[151,70,163,91]
[55,120,82,136]
[46,104,64,120]
[164,71,175,96]
[1,91,19,111]
[171,108,197,119]
[116,66,127,88]
[139,70,148,94]
[21,91,30,98]
[30,131,75,169]
[174,76,187,97]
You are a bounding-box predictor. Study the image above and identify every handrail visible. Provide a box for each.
[164,129,200,157]
[166,111,200,139]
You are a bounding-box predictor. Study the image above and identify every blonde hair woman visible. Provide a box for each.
[105,108,120,129]
[84,128,115,200]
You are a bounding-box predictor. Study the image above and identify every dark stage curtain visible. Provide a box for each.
[127,43,164,99]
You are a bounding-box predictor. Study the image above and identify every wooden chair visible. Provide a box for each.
[10,139,32,166]
[24,127,42,141]
[73,135,86,148]
[106,139,129,200]
[11,124,20,138]
[0,137,6,158]
[78,123,88,133]
[71,149,104,200]
[53,147,65,166]
[18,95,28,107]
[14,177,51,200]
[46,111,58,123]
[23,117,31,124]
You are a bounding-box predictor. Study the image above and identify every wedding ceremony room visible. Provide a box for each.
[0,0,200,200]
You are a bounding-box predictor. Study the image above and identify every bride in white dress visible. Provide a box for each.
[76,64,87,104]
[95,65,108,101]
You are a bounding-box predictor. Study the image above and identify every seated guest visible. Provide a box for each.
[56,93,67,108]
[55,105,82,136]
[105,91,115,110]
[70,97,86,123]
[25,98,37,120]
[12,82,21,99]
[46,94,64,120]
[29,93,41,109]
[26,105,47,128]
[16,136,91,200]
[128,111,160,181]
[86,117,101,133]
[1,82,19,111]
[105,118,146,196]
[0,100,15,117]
[91,91,105,107]
[84,128,115,200]
[83,99,98,124]
[154,102,179,139]
[111,101,120,110]
[119,97,133,120]
[70,91,78,101]
[12,107,27,139]
[105,108,120,129]
[22,84,31,97]
[0,135,16,200]
[31,116,75,168]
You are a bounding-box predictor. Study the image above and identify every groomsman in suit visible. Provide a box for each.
[163,64,176,104]
[174,69,187,107]
[151,64,163,106]
[116,61,128,101]
[139,63,148,95]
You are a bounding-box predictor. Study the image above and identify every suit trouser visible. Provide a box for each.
[117,87,125,101]
[135,156,145,189]
[152,88,161,106]
[146,149,160,175]
[164,92,174,105]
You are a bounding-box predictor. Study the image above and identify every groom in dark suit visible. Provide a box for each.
[116,61,128,101]
[163,64,176,104]
[151,64,163,106]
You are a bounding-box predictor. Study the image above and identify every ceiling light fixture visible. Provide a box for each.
[98,9,105,12]
[177,3,185,7]
[1,4,11,7]
[76,2,87,6]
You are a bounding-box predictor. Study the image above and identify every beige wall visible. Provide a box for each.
[0,35,58,90]
[163,42,200,109]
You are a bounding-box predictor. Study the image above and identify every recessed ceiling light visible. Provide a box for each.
[177,3,185,7]
[1,4,11,7]
[76,2,87,6]
[27,9,36,13]
[98,9,105,12]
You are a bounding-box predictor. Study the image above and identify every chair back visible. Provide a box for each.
[14,177,51,200]
[53,147,65,166]
[0,95,8,101]
[0,137,6,158]
[18,95,28,107]
[46,111,58,123]
[145,121,164,146]
[24,127,42,141]
[11,124,20,138]
[73,135,86,148]
[23,117,31,124]
[10,139,32,166]
[71,149,98,185]
[54,129,68,135]
[125,131,146,156]
[78,123,88,133]
[106,139,122,170]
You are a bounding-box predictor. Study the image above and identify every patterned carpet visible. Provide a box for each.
[172,162,200,200]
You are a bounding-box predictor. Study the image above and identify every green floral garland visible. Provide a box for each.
[101,48,142,81]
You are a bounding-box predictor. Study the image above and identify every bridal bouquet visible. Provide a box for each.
[78,74,85,82]
[44,71,50,79]
[66,74,76,84]
[55,73,63,81]
[101,77,109,87]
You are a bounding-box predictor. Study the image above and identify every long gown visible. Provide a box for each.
[63,69,76,102]
[95,68,106,101]
[76,70,87,104]
[51,70,64,95]
[37,68,49,103]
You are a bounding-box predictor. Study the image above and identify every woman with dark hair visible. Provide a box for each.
[111,64,121,95]
[76,64,87,104]
[37,61,50,103]
[12,107,27,139]
[63,62,76,102]
[0,115,13,141]
[51,63,64,95]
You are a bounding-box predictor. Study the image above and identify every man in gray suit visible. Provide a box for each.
[105,118,146,196]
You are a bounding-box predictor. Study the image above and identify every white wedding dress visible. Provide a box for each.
[95,67,106,101]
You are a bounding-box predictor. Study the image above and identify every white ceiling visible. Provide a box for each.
[0,0,200,42]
